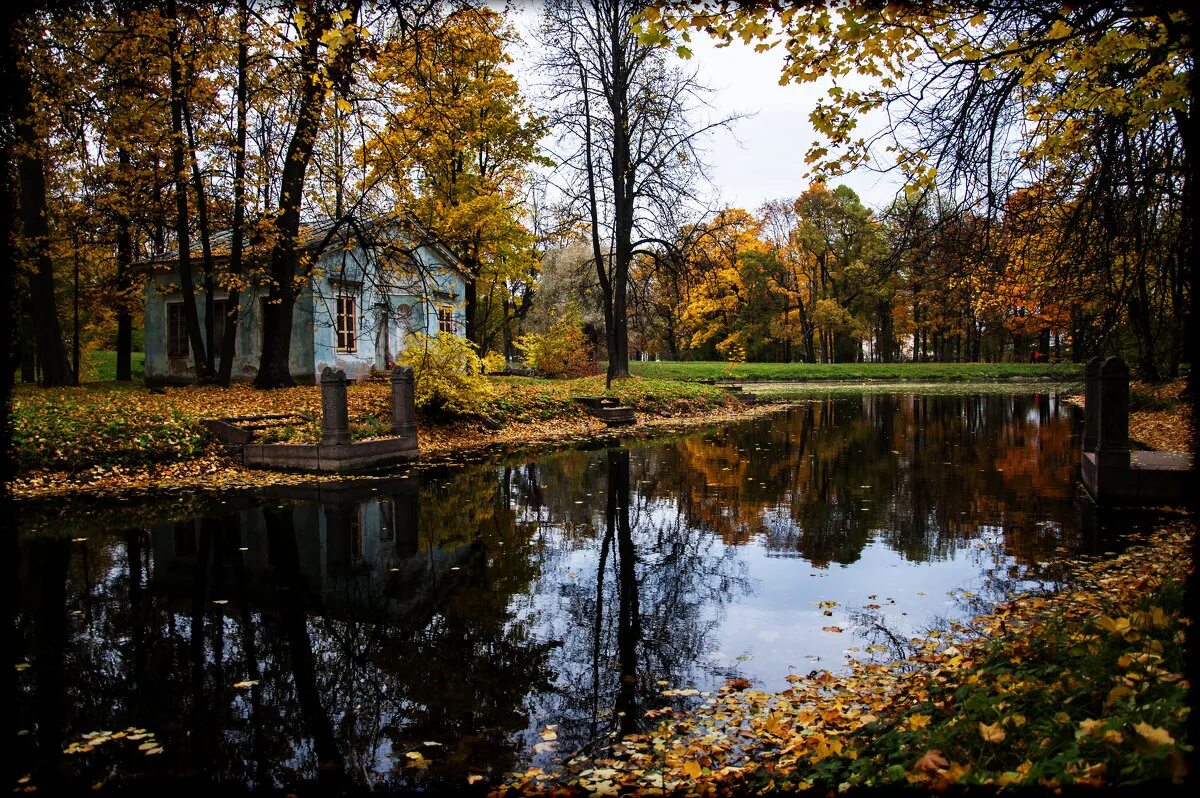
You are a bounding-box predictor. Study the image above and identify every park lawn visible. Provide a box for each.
[628,360,1083,382]
[83,349,145,382]
[9,375,731,473]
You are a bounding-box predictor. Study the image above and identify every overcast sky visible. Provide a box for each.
[504,1,905,214]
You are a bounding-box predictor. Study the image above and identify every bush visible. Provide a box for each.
[518,306,598,378]
[398,332,493,418]
[481,350,508,374]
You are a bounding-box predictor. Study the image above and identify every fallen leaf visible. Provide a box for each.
[979,721,1006,743]
[1134,721,1175,747]
[914,749,948,773]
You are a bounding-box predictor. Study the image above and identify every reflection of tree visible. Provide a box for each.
[659,394,1085,571]
[527,447,750,757]
[14,471,556,792]
[13,392,1097,789]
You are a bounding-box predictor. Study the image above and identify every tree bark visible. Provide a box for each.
[13,42,74,387]
[217,0,249,387]
[115,147,134,381]
[256,0,361,388]
[167,0,211,381]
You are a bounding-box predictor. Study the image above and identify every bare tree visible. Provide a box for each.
[537,0,733,386]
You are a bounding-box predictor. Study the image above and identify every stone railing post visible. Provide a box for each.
[1082,356,1102,453]
[1095,356,1130,469]
[321,366,351,445]
[391,365,417,439]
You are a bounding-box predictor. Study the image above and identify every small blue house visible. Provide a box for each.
[140,217,468,384]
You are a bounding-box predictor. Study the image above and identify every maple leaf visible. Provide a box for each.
[914,749,949,773]
[906,713,931,730]
[978,721,1006,743]
[682,761,702,778]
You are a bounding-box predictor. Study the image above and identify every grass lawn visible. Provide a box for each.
[627,360,1084,382]
[83,350,145,382]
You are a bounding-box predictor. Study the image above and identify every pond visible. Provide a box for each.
[13,392,1154,792]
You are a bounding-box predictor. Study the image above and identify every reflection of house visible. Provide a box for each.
[137,216,468,385]
[149,479,483,622]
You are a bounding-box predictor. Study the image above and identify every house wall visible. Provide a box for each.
[142,239,465,385]
[143,273,316,385]
[310,243,467,382]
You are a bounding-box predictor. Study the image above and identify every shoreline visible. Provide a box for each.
[10,399,796,504]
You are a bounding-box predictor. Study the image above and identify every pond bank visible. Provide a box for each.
[9,395,792,502]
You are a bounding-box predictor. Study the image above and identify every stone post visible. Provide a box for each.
[1095,356,1130,469]
[391,365,417,439]
[320,366,351,445]
[1082,356,1102,453]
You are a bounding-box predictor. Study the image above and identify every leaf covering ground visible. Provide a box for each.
[9,377,756,499]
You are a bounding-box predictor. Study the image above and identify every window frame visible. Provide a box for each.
[437,304,456,336]
[166,301,188,358]
[336,293,357,353]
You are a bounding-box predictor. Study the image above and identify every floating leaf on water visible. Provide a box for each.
[232,680,259,689]
[467,775,484,784]
[212,600,228,605]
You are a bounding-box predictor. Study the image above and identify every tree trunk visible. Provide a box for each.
[183,100,217,374]
[167,0,211,381]
[256,0,360,387]
[217,0,249,387]
[115,148,134,381]
[13,47,74,387]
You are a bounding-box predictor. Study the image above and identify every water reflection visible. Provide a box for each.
[14,393,1157,791]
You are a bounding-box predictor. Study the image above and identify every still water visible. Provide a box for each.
[14,393,1145,791]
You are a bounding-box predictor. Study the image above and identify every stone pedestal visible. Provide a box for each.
[1081,356,1101,453]
[321,366,351,446]
[1095,356,1130,470]
[391,366,417,439]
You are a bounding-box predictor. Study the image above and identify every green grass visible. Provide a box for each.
[84,350,145,382]
[627,360,1084,382]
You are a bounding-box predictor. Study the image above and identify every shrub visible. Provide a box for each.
[398,332,493,418]
[481,350,508,374]
[518,306,598,378]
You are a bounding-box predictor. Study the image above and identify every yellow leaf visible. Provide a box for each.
[540,726,558,741]
[467,775,484,785]
[1134,722,1175,747]
[682,760,702,778]
[979,721,1006,743]
[907,714,931,730]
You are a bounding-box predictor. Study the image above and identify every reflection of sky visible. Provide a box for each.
[709,535,1020,693]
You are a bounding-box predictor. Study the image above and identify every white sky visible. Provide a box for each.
[503,1,905,213]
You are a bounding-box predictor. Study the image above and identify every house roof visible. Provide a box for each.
[133,213,468,279]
